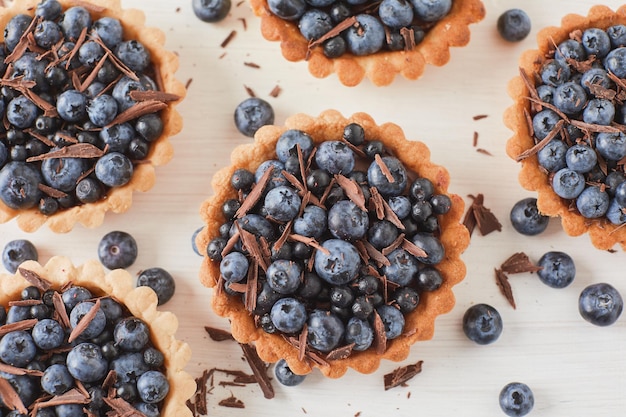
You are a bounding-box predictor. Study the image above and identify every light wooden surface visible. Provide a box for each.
[2,0,626,415]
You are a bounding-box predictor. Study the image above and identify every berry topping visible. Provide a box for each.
[499,382,534,417]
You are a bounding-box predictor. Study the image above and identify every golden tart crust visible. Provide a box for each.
[197,109,469,378]
[0,256,196,417]
[0,0,185,233]
[505,5,626,251]
[250,0,485,86]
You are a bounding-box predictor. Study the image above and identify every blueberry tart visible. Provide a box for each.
[505,5,626,250]
[197,110,469,377]
[0,0,185,232]
[250,0,485,86]
[0,256,195,416]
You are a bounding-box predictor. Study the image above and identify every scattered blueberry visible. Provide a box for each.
[2,239,38,273]
[234,97,275,137]
[499,382,534,417]
[579,282,623,326]
[536,251,575,288]
[274,358,306,386]
[193,0,232,22]
[509,197,549,236]
[137,267,176,305]
[497,9,531,42]
[462,303,503,345]
[97,230,138,269]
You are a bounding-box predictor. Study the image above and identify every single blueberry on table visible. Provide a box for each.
[462,303,503,345]
[497,9,531,42]
[576,185,609,219]
[193,0,232,22]
[2,239,38,274]
[537,251,575,289]
[270,297,307,334]
[137,370,170,404]
[509,197,549,236]
[137,267,176,305]
[95,151,134,187]
[274,358,306,386]
[307,309,344,352]
[345,14,385,56]
[98,230,138,269]
[579,282,623,326]
[234,97,275,137]
[499,382,534,417]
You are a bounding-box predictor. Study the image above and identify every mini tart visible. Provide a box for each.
[0,0,185,233]
[250,0,485,86]
[505,5,626,251]
[197,110,469,378]
[0,256,196,417]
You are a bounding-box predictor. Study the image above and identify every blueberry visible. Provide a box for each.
[378,0,414,29]
[207,237,226,261]
[392,286,420,313]
[579,282,623,326]
[220,251,249,282]
[298,9,333,41]
[552,168,585,199]
[608,24,626,48]
[36,0,63,20]
[537,139,567,172]
[307,309,344,352]
[115,40,151,72]
[264,185,302,222]
[368,220,399,249]
[410,0,451,22]
[595,131,626,161]
[98,230,138,269]
[605,47,626,78]
[540,60,571,87]
[367,156,407,197]
[7,95,39,129]
[4,14,32,52]
[411,233,444,264]
[342,317,373,351]
[509,197,549,236]
[364,140,384,158]
[409,177,435,201]
[535,251,575,290]
[78,40,105,67]
[499,382,534,417]
[497,9,531,42]
[293,205,327,238]
[615,181,626,207]
[381,249,418,286]
[462,303,503,345]
[134,402,160,417]
[41,156,87,193]
[2,239,38,274]
[583,98,615,125]
[0,331,37,366]
[59,6,92,41]
[234,97,275,137]
[95,152,134,187]
[253,281,283,316]
[416,267,443,292]
[62,286,92,310]
[41,364,74,396]
[2,373,39,408]
[345,14,385,56]
[328,200,368,241]
[70,301,107,340]
[193,0,232,22]
[56,90,87,123]
[87,94,118,127]
[32,319,64,350]
[576,185,609,219]
[143,347,165,369]
[255,159,287,190]
[267,0,307,20]
[92,17,123,48]
[315,140,355,175]
[136,370,169,404]
[136,267,176,305]
[388,195,411,219]
[34,20,63,49]
[430,194,451,215]
[75,178,104,204]
[565,144,596,173]
[112,76,145,111]
[536,85,555,103]
[275,129,314,163]
[111,352,149,384]
[267,260,301,294]
[114,317,150,352]
[6,304,31,324]
[553,82,587,115]
[238,214,276,239]
[274,358,306,386]
[270,297,307,334]
[56,403,88,417]
[376,304,405,339]
[555,39,586,64]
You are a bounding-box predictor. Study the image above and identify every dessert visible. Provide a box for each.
[0,0,185,233]
[197,110,469,378]
[250,0,485,86]
[0,256,195,416]
[505,5,626,251]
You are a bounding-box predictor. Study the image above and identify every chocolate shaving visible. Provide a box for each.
[566,56,595,73]
[269,85,281,97]
[318,177,336,205]
[8,299,42,307]
[237,223,269,272]
[400,238,427,258]
[335,174,367,211]
[102,370,117,394]
[372,310,387,355]
[374,153,395,183]
[92,36,139,81]
[244,262,258,312]
[243,84,256,97]
[244,62,260,69]
[384,360,423,390]
[288,234,330,255]
[52,291,71,328]
[0,319,38,337]
[129,90,181,102]
[361,240,391,266]
[400,26,415,51]
[219,394,245,408]
[519,68,542,113]
[325,343,354,361]
[587,81,618,101]
[0,377,27,414]
[17,267,52,291]
[571,119,623,133]
[272,220,293,254]
[4,16,39,65]
[282,170,305,193]
[239,343,275,399]
[33,388,89,411]
[106,100,168,127]
[185,78,193,89]
[473,114,488,121]
[525,96,570,121]
[381,195,405,229]
[500,252,542,274]
[221,30,237,48]
[0,362,43,377]
[238,17,247,30]
[307,16,357,53]
[193,369,209,416]
[221,229,240,258]
[464,194,502,236]
[65,26,88,68]
[476,148,493,156]
[103,396,144,416]
[236,165,273,217]
[369,187,385,220]
[77,53,109,93]
[298,324,308,362]
[515,119,565,162]
[381,233,405,256]
[38,183,69,199]
[23,88,59,117]
[495,268,516,309]
[472,131,478,147]
[204,326,235,341]
[27,143,105,162]
[26,129,56,147]
[68,298,101,342]
[0,77,36,89]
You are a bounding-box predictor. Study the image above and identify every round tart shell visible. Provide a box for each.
[250,0,485,86]
[505,5,626,251]
[0,0,185,233]
[0,256,196,417]
[197,109,469,378]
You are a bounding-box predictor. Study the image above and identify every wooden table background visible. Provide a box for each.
[2,0,626,415]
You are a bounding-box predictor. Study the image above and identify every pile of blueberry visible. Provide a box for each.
[528,25,626,224]
[266,0,454,58]
[0,0,166,216]
[207,122,454,357]
[0,282,169,416]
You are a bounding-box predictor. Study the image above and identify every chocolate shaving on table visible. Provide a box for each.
[288,234,330,255]
[381,233,405,256]
[500,252,542,274]
[515,119,565,162]
[495,268,516,309]
[325,343,355,361]
[244,62,260,69]
[68,298,101,342]
[471,195,502,236]
[236,223,269,272]
[374,154,395,183]
[519,68,542,113]
[0,362,43,377]
[269,85,281,97]
[204,326,235,341]
[185,77,193,89]
[193,369,209,416]
[244,262,258,312]
[221,30,237,48]
[372,310,387,355]
[238,17,247,30]
[384,360,423,390]
[106,100,168,127]
[18,267,52,291]
[307,16,357,53]
[476,148,493,156]
[39,183,69,199]
[239,343,275,399]
[236,165,274,218]
[473,114,488,121]
[27,143,105,162]
[335,174,367,211]
[0,318,38,337]
[128,89,180,102]
[103,396,144,416]
[472,131,478,147]
[401,238,427,258]
[362,240,391,266]
[52,292,71,328]
[219,394,245,408]
[369,187,386,220]
[0,377,27,414]
[243,84,256,98]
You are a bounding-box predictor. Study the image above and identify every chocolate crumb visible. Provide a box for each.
[129,90,181,102]
[472,131,478,147]
[221,30,237,48]
[244,84,256,97]
[473,114,488,121]
[464,194,502,236]
[372,310,387,355]
[18,267,52,291]
[204,326,235,341]
[26,143,105,162]
[269,85,282,98]
[500,252,542,274]
[476,148,493,156]
[38,183,68,199]
[185,78,193,89]
[374,154,395,183]
[244,62,261,69]
[238,17,247,30]
[52,292,71,328]
[219,394,245,408]
[384,360,423,390]
[495,268,516,309]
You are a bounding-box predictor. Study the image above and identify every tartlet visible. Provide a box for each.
[505,5,626,251]
[197,110,469,378]
[251,0,485,86]
[0,256,195,417]
[0,0,185,233]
